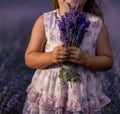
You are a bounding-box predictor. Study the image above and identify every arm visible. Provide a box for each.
[84,23,113,71]
[68,23,113,71]
[25,16,69,69]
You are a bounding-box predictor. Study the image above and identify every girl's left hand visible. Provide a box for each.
[67,47,85,65]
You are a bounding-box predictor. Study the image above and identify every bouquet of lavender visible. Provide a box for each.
[56,3,90,84]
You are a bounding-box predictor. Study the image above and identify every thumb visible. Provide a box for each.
[60,43,65,47]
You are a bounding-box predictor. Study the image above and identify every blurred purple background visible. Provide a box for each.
[0,0,120,114]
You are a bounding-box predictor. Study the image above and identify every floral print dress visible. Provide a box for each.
[22,9,111,114]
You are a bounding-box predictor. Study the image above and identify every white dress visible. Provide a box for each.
[22,9,111,114]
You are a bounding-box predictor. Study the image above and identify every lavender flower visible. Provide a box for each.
[55,2,90,85]
[58,3,90,47]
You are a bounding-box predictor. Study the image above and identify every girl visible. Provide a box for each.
[22,0,113,114]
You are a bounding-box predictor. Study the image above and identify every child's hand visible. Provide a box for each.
[51,43,69,64]
[67,47,85,65]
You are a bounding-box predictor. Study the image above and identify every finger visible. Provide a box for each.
[62,51,70,56]
[55,55,68,59]
[69,50,77,55]
[56,57,68,63]
[56,47,67,52]
[68,58,77,64]
[67,47,77,51]
[68,54,78,59]
[61,47,68,52]
[54,59,66,64]
[57,59,66,63]
[69,49,83,55]
[57,50,69,56]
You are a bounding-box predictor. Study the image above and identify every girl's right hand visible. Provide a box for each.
[51,43,69,64]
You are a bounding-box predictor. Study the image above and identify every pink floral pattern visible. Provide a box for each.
[22,9,111,114]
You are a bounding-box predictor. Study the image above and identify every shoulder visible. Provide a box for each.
[34,9,57,25]
[33,15,44,28]
[31,15,45,37]
[30,15,45,37]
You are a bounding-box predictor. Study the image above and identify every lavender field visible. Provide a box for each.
[0,0,120,114]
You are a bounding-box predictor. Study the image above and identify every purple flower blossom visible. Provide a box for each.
[55,2,90,84]
[57,3,90,47]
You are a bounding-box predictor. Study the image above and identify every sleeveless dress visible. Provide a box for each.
[22,9,111,114]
